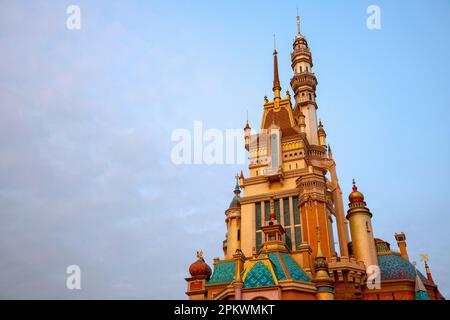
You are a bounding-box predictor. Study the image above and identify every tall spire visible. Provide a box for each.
[296,9,301,35]
[234,173,241,196]
[272,34,281,98]
[421,254,434,283]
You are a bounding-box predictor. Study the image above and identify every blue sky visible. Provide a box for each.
[0,0,449,299]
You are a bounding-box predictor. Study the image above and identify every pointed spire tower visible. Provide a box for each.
[346,180,378,269]
[290,11,319,145]
[273,35,281,99]
[421,254,434,283]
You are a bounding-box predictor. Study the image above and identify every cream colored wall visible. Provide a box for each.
[304,105,318,145]
[241,203,255,258]
[348,215,378,269]
[226,210,241,260]
[244,177,298,197]
[294,61,311,74]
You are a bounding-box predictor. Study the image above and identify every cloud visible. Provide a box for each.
[0,0,233,299]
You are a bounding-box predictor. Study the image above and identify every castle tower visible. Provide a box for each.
[224,176,242,259]
[346,180,378,269]
[290,14,319,145]
[184,11,444,301]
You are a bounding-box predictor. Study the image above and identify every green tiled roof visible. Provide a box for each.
[281,253,312,282]
[378,254,416,280]
[244,262,276,288]
[268,253,287,281]
[207,261,235,284]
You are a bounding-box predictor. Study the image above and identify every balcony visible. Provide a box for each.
[263,166,284,182]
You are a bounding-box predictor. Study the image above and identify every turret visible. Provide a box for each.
[185,251,212,300]
[346,179,378,269]
[225,175,242,259]
[318,120,327,146]
[290,13,319,145]
[244,121,251,151]
[395,232,409,261]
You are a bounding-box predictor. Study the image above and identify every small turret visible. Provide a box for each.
[318,120,327,146]
[244,120,251,151]
[346,179,378,270]
[395,232,409,261]
[225,175,242,259]
[186,251,212,300]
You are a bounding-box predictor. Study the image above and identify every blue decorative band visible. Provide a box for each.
[317,286,334,293]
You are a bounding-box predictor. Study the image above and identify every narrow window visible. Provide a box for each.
[270,131,280,169]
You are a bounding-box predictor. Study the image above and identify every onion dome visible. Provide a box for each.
[349,179,365,204]
[189,251,212,279]
[375,239,431,284]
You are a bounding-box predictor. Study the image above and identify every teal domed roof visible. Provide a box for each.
[229,194,241,208]
[376,239,430,283]
[378,253,416,281]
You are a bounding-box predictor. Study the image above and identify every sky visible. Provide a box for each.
[0,0,449,299]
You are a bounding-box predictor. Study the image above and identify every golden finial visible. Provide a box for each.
[196,250,204,260]
[420,254,428,263]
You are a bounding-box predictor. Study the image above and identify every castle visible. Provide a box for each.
[185,14,444,300]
